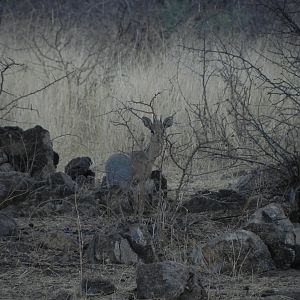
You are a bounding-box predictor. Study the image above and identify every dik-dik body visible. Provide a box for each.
[105,115,173,215]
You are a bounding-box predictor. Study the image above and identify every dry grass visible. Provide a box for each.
[1,206,300,299]
[0,18,295,187]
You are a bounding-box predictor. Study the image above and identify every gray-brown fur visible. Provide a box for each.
[105,115,173,215]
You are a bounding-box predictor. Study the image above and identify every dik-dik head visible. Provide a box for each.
[141,115,173,144]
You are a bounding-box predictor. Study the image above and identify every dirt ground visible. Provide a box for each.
[0,166,298,300]
[1,204,299,300]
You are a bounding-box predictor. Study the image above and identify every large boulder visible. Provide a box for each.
[182,189,247,213]
[136,261,207,300]
[64,157,95,186]
[86,222,155,265]
[244,203,296,269]
[0,125,56,178]
[191,230,275,274]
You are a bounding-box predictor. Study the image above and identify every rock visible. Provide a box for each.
[230,160,299,199]
[136,261,207,300]
[32,176,82,213]
[0,212,17,236]
[47,172,75,189]
[39,231,77,252]
[86,222,155,265]
[64,157,95,183]
[182,189,246,213]
[47,172,78,197]
[192,230,275,274]
[244,203,296,269]
[246,203,294,229]
[0,125,56,178]
[87,231,139,265]
[230,169,261,196]
[31,189,98,217]
[81,277,116,296]
[0,171,37,208]
[119,222,155,263]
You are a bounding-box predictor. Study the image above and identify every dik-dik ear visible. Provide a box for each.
[163,116,173,128]
[142,116,153,130]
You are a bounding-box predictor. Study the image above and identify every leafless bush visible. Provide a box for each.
[0,57,73,123]
[167,1,300,201]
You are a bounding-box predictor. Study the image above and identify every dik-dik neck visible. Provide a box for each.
[144,134,163,162]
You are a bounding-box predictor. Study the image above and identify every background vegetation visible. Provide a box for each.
[0,0,299,189]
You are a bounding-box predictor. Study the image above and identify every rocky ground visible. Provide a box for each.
[0,125,300,300]
[1,211,300,300]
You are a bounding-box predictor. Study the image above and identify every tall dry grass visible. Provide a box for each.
[0,17,293,185]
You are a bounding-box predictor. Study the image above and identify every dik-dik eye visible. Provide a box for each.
[151,129,154,134]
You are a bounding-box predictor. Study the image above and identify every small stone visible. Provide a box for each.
[136,261,207,299]
[86,232,139,265]
[86,222,155,265]
[244,203,296,269]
